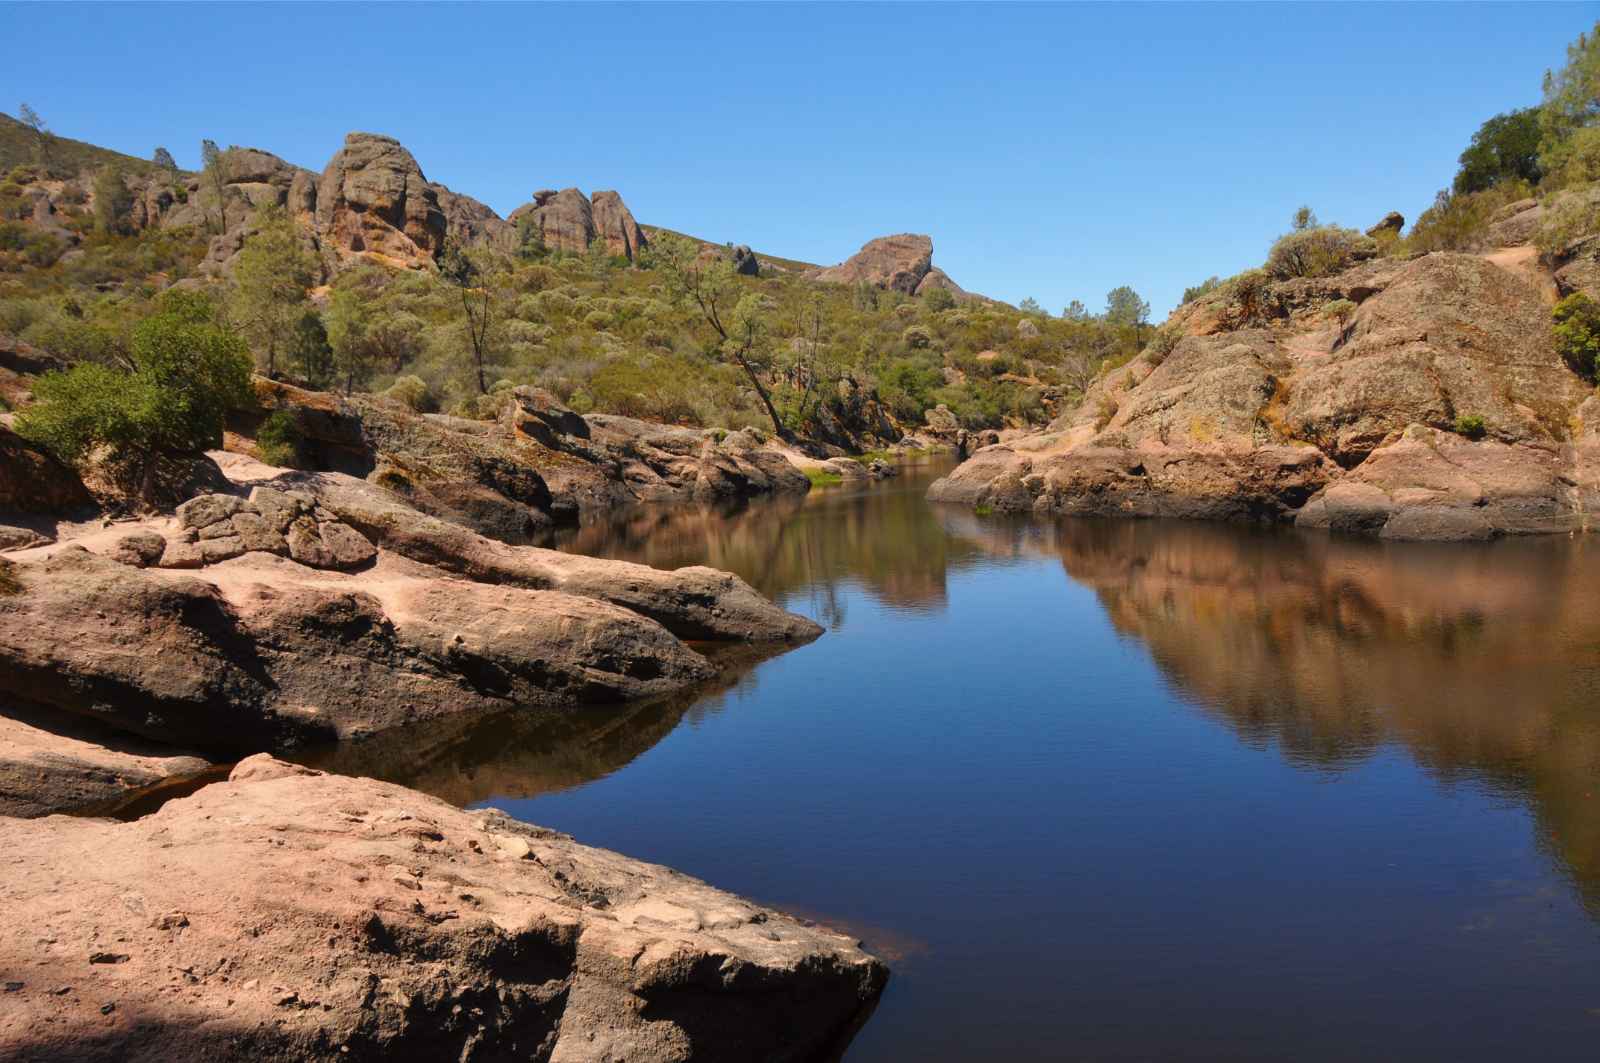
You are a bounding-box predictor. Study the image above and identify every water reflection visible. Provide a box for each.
[943,512,1600,914]
[538,458,984,626]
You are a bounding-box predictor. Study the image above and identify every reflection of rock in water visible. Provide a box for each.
[296,642,785,807]
[950,515,1600,914]
[541,459,981,623]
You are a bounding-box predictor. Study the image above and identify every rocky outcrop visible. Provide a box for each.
[1365,211,1405,238]
[0,424,92,513]
[590,189,648,260]
[729,243,760,276]
[0,702,215,818]
[315,132,447,268]
[0,755,888,1062]
[431,182,516,253]
[0,544,716,753]
[811,233,934,294]
[931,250,1598,541]
[509,187,595,255]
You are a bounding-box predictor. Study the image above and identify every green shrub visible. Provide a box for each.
[804,467,842,488]
[1553,292,1600,380]
[1535,191,1600,256]
[385,374,434,411]
[1453,414,1487,439]
[1224,269,1276,325]
[15,292,253,464]
[255,410,302,467]
[902,324,933,349]
[923,286,956,312]
[1265,226,1376,279]
[1181,276,1222,304]
[1403,180,1532,254]
[1144,327,1182,366]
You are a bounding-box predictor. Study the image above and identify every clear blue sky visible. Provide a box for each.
[5,2,1598,314]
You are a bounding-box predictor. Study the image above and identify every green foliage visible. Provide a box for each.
[923,285,956,312]
[1181,276,1222,304]
[231,205,315,375]
[384,374,434,412]
[256,410,302,467]
[92,164,133,235]
[1454,108,1542,193]
[1322,298,1357,337]
[1453,414,1487,439]
[15,292,252,463]
[1223,269,1275,325]
[1291,206,1318,231]
[1539,22,1600,179]
[1534,189,1600,255]
[804,467,843,488]
[1104,286,1149,328]
[1265,225,1375,279]
[1402,180,1534,254]
[287,309,332,386]
[1143,326,1181,366]
[1553,291,1600,380]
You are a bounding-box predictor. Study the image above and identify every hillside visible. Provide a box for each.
[0,111,164,177]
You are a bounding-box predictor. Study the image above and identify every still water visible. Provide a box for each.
[324,459,1600,1061]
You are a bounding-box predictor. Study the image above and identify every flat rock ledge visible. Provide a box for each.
[0,756,888,1062]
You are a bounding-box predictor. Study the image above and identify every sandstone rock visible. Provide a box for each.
[432,182,516,253]
[276,471,822,642]
[247,484,310,531]
[1295,428,1578,539]
[0,702,215,818]
[155,540,204,569]
[107,530,165,567]
[1365,211,1405,238]
[590,189,648,260]
[0,547,715,753]
[227,509,288,554]
[284,516,374,570]
[0,425,92,514]
[0,757,887,1061]
[503,384,590,446]
[175,492,244,530]
[78,450,231,514]
[198,535,245,563]
[812,233,935,293]
[1486,197,1542,247]
[508,187,595,255]
[316,132,446,267]
[914,265,971,301]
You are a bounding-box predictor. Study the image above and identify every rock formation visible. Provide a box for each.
[507,188,649,261]
[0,755,888,1062]
[930,250,1600,540]
[315,132,447,268]
[811,233,935,293]
[1365,211,1404,238]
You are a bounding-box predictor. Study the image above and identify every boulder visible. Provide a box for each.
[284,516,376,570]
[107,530,166,568]
[730,244,760,276]
[0,756,888,1062]
[315,132,447,267]
[0,703,215,818]
[432,182,516,253]
[0,424,92,513]
[175,492,245,530]
[812,233,935,293]
[590,189,648,260]
[1365,211,1405,238]
[508,187,595,255]
[77,449,231,513]
[0,546,715,754]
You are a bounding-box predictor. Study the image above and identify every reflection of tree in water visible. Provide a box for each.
[542,460,985,626]
[949,515,1600,916]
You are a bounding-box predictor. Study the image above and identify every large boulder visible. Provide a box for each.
[812,233,935,293]
[0,756,888,1062]
[590,189,648,260]
[432,182,516,252]
[0,424,92,513]
[508,187,595,255]
[315,132,447,268]
[0,546,714,753]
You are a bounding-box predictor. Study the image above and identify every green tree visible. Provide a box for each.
[16,291,252,463]
[325,288,376,396]
[200,139,228,234]
[18,103,50,170]
[923,285,956,312]
[1182,276,1222,304]
[152,146,177,171]
[1322,298,1358,347]
[231,205,315,377]
[1019,296,1047,317]
[1105,285,1150,344]
[287,309,333,386]
[438,238,509,394]
[1291,205,1318,231]
[1454,108,1543,193]
[1553,291,1600,380]
[1063,299,1089,321]
[1540,22,1600,177]
[92,164,133,235]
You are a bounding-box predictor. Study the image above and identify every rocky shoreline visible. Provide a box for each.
[0,430,891,1058]
[930,249,1600,541]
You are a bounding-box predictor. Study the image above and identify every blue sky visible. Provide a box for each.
[5,2,1597,314]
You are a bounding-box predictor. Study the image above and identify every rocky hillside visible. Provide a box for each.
[931,212,1600,541]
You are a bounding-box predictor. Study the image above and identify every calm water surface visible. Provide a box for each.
[324,459,1600,1061]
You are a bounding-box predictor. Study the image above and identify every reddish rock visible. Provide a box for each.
[315,132,447,267]
[812,233,935,294]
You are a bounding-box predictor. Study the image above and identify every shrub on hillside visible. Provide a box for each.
[255,410,303,467]
[1453,414,1487,439]
[1535,191,1600,256]
[1552,292,1600,380]
[384,374,435,412]
[1144,326,1182,366]
[1403,180,1533,254]
[15,292,253,464]
[1265,225,1376,279]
